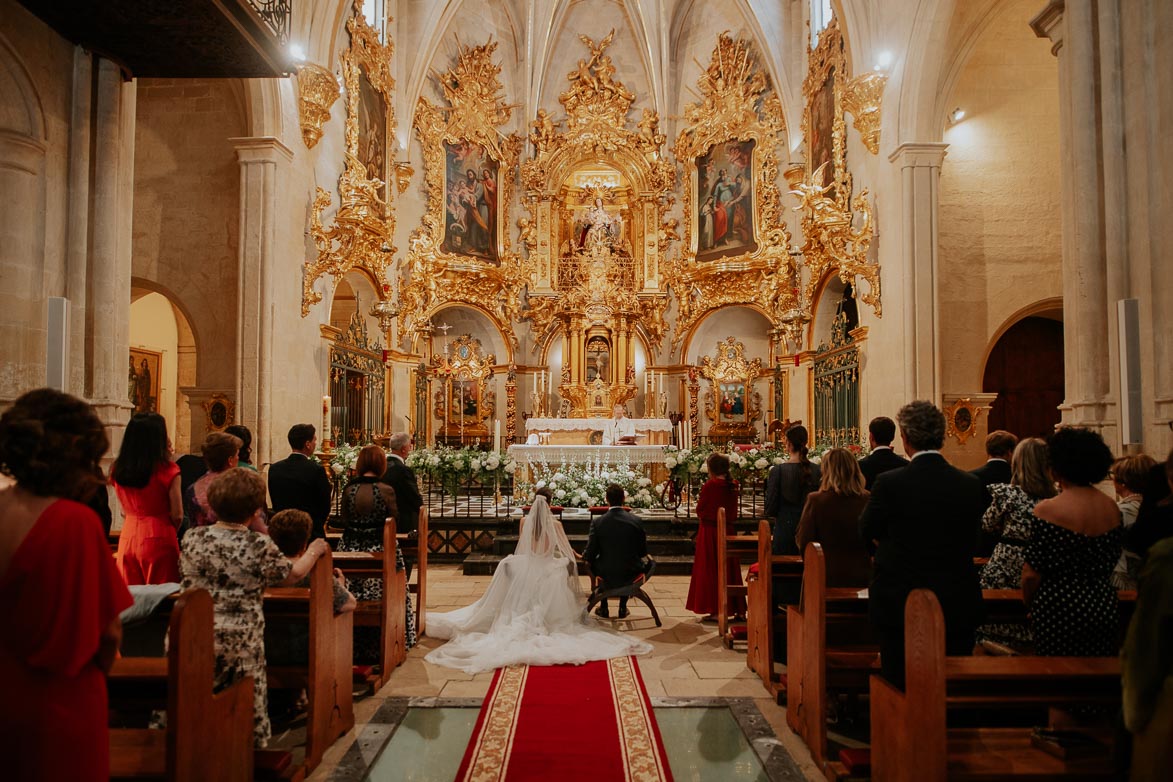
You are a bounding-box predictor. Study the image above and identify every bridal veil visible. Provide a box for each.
[425,496,652,673]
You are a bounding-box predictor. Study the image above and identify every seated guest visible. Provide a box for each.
[180,469,330,747]
[0,389,133,782]
[1112,454,1157,590]
[224,424,257,471]
[268,423,332,541]
[185,432,267,535]
[858,416,908,490]
[975,438,1055,651]
[1022,427,1122,657]
[796,447,872,588]
[584,484,654,619]
[602,404,637,446]
[764,425,820,555]
[1126,449,1173,563]
[339,445,416,659]
[112,412,183,585]
[1121,534,1173,777]
[861,400,985,687]
[686,453,745,621]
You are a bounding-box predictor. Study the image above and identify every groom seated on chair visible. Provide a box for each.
[584,484,655,619]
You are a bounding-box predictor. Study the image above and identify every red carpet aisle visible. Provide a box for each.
[455,656,674,782]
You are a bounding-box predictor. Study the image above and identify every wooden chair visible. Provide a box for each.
[334,519,407,690]
[715,507,756,647]
[109,589,255,782]
[586,571,662,626]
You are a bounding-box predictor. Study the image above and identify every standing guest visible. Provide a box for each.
[112,412,183,585]
[584,485,654,619]
[861,400,986,687]
[1121,534,1173,777]
[185,432,267,534]
[975,438,1055,651]
[764,425,820,555]
[180,469,330,747]
[380,432,423,535]
[1125,449,1173,563]
[858,416,909,490]
[971,430,1019,556]
[268,424,332,541]
[1112,454,1157,590]
[224,424,257,471]
[796,448,872,588]
[686,453,745,621]
[339,445,416,660]
[1022,427,1122,657]
[0,389,133,782]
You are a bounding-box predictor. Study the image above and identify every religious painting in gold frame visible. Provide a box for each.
[356,58,391,208]
[668,33,796,351]
[699,337,763,441]
[802,16,851,210]
[440,140,500,264]
[431,334,496,437]
[696,139,757,261]
[129,348,162,414]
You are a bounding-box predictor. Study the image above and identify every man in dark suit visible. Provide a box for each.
[268,423,332,540]
[380,432,423,578]
[858,416,909,490]
[971,430,1017,488]
[583,485,654,619]
[860,401,986,687]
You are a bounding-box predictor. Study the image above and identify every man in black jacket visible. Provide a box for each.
[583,485,653,619]
[858,416,909,490]
[860,401,986,687]
[380,432,423,578]
[268,423,332,540]
[971,430,1017,488]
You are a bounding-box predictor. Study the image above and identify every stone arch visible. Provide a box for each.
[0,33,46,140]
[427,303,511,365]
[129,280,199,452]
[981,299,1064,439]
[682,305,773,366]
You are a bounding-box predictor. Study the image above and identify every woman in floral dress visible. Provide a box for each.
[180,469,329,746]
[337,445,416,664]
[976,438,1055,651]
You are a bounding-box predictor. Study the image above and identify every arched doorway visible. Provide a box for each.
[129,289,197,453]
[983,314,1064,439]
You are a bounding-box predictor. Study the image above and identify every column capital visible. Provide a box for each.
[1030,0,1066,55]
[888,142,948,168]
[231,136,293,165]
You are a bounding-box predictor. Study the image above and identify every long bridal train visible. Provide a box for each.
[425,497,652,674]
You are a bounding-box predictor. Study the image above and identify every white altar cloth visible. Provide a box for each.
[524,417,673,433]
[506,444,668,467]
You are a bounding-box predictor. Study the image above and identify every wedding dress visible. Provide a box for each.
[425,496,652,674]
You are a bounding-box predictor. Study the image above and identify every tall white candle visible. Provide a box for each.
[533,371,537,394]
[658,371,663,395]
[494,419,501,452]
[322,395,330,442]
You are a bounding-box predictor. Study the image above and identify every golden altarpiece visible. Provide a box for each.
[520,31,674,419]
[431,335,496,442]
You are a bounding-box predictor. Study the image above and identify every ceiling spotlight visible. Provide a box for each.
[289,43,307,62]
[949,107,966,124]
[874,50,893,71]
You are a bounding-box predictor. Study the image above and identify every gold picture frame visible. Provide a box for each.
[432,334,496,436]
[802,16,851,210]
[945,398,982,446]
[129,347,162,414]
[699,337,763,441]
[668,33,796,351]
[202,393,235,432]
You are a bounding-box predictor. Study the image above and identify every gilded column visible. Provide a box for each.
[232,136,293,466]
[887,142,947,404]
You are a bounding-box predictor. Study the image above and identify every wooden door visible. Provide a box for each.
[982,316,1064,439]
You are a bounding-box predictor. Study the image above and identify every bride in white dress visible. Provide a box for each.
[425,496,652,674]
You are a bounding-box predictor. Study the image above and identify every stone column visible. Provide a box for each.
[232,137,292,466]
[888,142,948,405]
[64,48,92,397]
[1032,0,1115,438]
[87,58,136,449]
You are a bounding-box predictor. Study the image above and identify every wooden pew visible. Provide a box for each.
[745,520,804,700]
[263,551,355,772]
[109,589,255,782]
[868,589,1119,782]
[402,507,428,637]
[715,507,756,647]
[785,543,877,773]
[333,518,407,690]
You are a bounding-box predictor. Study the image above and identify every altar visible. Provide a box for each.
[507,443,669,485]
[523,417,673,445]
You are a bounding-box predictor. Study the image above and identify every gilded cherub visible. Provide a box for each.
[530,108,557,152]
[637,109,665,149]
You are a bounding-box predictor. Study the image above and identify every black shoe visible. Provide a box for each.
[618,608,630,619]
[595,605,610,618]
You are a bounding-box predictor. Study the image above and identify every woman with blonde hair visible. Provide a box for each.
[976,437,1056,651]
[795,447,871,587]
[1112,453,1157,589]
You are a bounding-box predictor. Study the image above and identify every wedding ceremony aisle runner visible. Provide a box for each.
[455,656,674,782]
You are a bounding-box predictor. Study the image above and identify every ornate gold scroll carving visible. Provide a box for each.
[699,337,763,441]
[295,62,341,149]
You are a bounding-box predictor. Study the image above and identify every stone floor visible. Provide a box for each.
[305,565,824,781]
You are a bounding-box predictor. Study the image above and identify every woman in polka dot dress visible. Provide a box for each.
[1022,427,1123,656]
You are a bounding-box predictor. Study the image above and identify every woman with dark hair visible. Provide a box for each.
[764,425,821,555]
[111,412,182,585]
[224,424,256,471]
[1022,427,1122,657]
[0,389,133,781]
[686,453,746,621]
[337,445,416,658]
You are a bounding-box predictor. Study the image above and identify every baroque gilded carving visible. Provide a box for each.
[431,334,496,436]
[699,337,763,440]
[295,62,341,149]
[302,3,397,317]
[400,39,524,348]
[842,71,887,156]
[668,33,796,350]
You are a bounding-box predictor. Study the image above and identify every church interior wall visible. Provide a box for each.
[128,290,180,443]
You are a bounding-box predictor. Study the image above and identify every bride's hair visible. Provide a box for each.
[534,487,553,503]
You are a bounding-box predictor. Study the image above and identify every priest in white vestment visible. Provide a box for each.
[602,404,637,445]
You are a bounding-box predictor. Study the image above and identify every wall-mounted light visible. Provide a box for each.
[874,50,893,71]
[948,107,967,124]
[289,43,307,62]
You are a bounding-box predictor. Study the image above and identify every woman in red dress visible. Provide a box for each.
[0,389,133,781]
[112,412,182,584]
[686,453,746,621]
